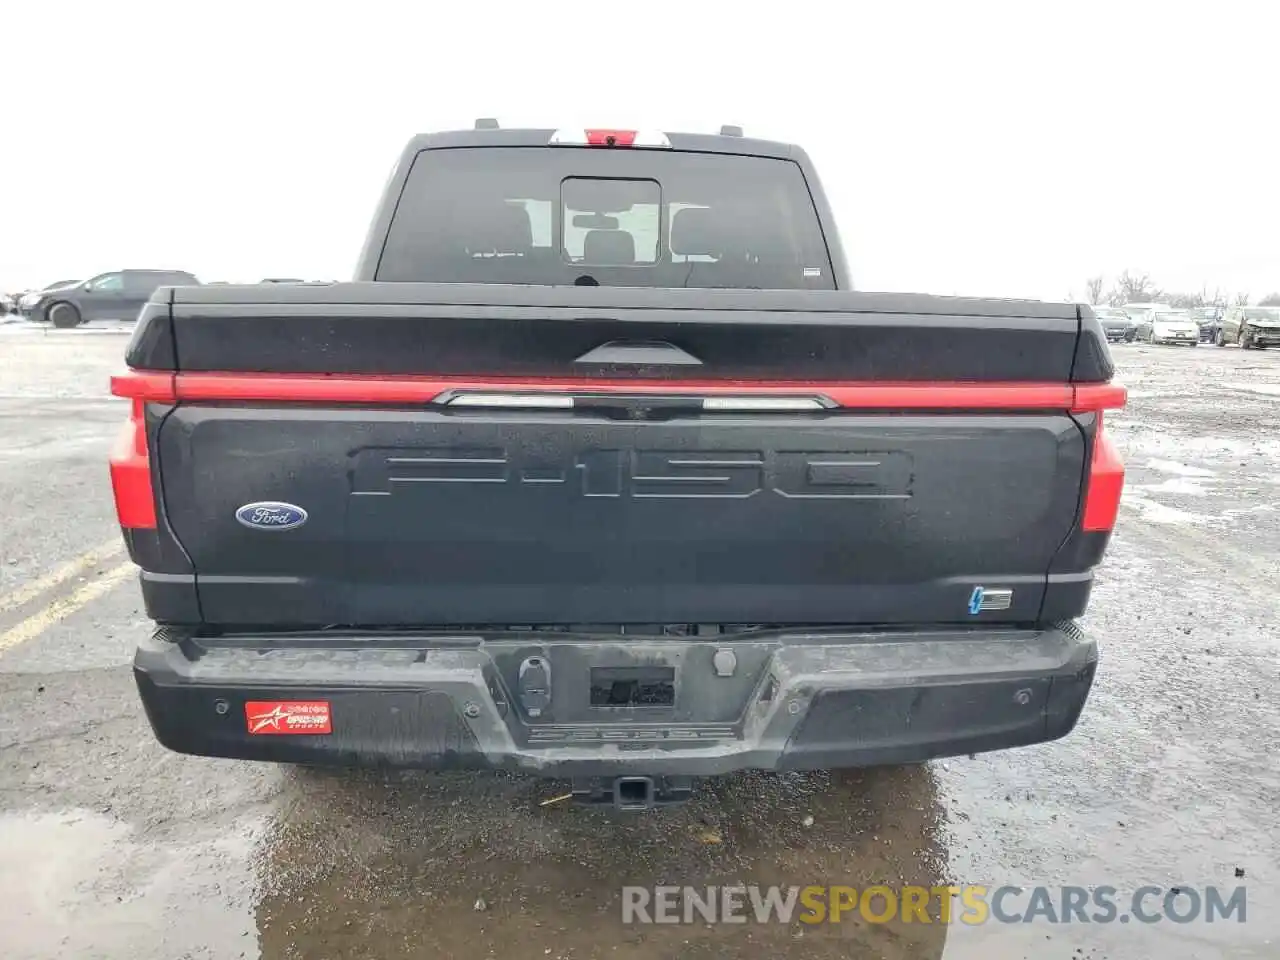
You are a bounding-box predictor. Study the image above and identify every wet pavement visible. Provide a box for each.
[0,331,1277,959]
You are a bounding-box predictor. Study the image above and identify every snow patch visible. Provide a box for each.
[1115,432,1268,461]
[1134,478,1211,496]
[1224,382,1280,399]
[1145,459,1216,478]
[1122,495,1213,525]
[1221,502,1280,519]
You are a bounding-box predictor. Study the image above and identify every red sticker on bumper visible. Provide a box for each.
[245,700,332,735]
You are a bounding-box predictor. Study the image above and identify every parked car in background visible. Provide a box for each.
[1137,309,1200,346]
[1121,301,1172,324]
[1218,306,1280,349]
[1094,306,1136,342]
[0,291,15,316]
[1187,306,1222,343]
[17,279,81,317]
[22,269,199,327]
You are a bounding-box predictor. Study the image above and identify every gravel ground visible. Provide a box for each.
[0,330,1277,960]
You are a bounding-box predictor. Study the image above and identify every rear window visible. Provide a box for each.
[376,147,834,289]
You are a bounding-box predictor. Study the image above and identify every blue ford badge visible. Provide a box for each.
[235,502,308,531]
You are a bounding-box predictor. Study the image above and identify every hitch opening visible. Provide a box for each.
[569,775,695,810]
[615,776,654,811]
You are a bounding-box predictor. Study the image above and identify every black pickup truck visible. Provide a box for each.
[112,123,1126,808]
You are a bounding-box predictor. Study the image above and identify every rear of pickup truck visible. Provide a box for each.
[115,126,1125,797]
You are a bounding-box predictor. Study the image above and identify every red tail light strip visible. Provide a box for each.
[1071,383,1128,413]
[108,372,1126,534]
[110,371,175,402]
[1082,411,1126,532]
[108,398,158,529]
[111,372,1127,413]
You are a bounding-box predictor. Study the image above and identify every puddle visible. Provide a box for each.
[0,809,262,960]
[252,766,953,959]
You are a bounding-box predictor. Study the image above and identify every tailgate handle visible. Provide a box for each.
[574,340,702,366]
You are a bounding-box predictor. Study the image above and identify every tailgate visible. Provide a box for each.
[156,404,1085,626]
[120,285,1120,628]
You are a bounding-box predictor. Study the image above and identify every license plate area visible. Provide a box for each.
[590,666,676,707]
[487,641,776,735]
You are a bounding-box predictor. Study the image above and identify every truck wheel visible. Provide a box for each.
[48,302,82,328]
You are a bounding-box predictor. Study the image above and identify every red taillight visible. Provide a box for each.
[1082,412,1125,532]
[109,398,157,529]
[108,372,174,530]
[586,129,637,146]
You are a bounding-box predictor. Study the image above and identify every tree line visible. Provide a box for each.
[1083,271,1280,309]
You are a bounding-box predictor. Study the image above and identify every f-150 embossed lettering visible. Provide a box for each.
[350,448,914,500]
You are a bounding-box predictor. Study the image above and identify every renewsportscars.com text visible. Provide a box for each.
[621,885,1247,926]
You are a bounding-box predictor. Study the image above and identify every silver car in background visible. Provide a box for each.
[1138,309,1200,346]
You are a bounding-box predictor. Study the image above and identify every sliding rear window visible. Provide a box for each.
[375,147,834,289]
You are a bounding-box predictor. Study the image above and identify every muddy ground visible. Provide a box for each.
[0,329,1276,960]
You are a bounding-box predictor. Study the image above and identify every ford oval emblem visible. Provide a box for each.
[235,501,308,531]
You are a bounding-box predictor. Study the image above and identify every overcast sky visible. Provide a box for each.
[2,1,1276,300]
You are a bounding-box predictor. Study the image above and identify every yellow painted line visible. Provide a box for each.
[0,539,124,615]
[0,562,136,653]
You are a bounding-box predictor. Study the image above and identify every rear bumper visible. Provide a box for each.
[133,623,1097,776]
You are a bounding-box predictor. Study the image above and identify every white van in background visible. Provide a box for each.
[1121,302,1173,321]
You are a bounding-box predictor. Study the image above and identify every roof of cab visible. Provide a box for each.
[402,126,800,160]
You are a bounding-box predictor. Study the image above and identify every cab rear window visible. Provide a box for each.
[375,147,834,290]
